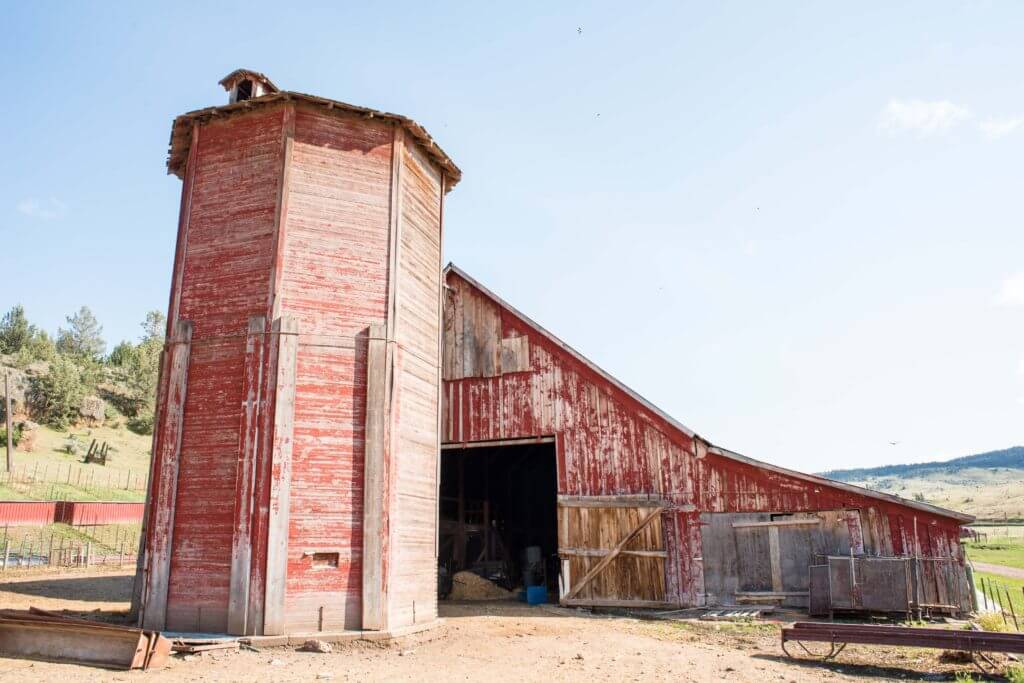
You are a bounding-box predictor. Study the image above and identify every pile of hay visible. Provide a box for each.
[448,571,513,601]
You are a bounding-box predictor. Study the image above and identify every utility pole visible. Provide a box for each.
[4,370,12,473]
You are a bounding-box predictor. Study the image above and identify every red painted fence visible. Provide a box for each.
[0,502,58,527]
[0,501,144,527]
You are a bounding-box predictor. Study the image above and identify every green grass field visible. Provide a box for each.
[0,422,150,502]
[974,570,1024,622]
[966,535,1024,570]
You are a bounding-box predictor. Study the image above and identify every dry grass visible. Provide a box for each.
[846,467,1024,521]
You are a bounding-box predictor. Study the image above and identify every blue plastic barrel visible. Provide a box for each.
[526,586,547,605]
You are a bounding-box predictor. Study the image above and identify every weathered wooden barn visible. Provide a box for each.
[137,71,972,638]
[439,265,974,614]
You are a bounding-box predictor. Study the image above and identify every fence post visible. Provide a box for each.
[1002,584,1019,630]
[5,370,13,473]
[85,542,91,568]
[1,540,7,571]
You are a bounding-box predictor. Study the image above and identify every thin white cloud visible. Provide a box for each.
[978,116,1024,141]
[997,272,1024,307]
[17,197,67,220]
[878,99,971,137]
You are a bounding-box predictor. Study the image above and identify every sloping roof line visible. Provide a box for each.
[445,263,974,524]
[167,91,461,188]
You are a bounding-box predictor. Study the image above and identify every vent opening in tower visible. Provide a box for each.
[235,79,253,102]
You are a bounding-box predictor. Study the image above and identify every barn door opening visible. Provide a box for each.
[438,441,559,597]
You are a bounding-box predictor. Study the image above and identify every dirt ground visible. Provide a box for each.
[0,568,999,681]
[973,560,1024,580]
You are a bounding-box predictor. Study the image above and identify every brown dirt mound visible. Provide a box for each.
[448,571,513,601]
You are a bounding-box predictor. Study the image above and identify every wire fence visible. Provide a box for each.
[0,461,147,495]
[0,523,141,572]
[977,575,1024,631]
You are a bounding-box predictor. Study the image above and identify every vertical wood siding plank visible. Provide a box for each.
[361,324,389,630]
[262,315,299,635]
[140,320,193,630]
[227,315,266,635]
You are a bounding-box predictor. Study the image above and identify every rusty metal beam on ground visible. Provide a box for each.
[0,609,170,670]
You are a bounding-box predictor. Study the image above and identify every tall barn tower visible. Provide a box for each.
[136,70,459,636]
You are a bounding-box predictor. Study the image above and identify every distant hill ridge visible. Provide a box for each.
[820,446,1024,481]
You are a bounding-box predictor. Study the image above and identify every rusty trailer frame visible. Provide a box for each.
[782,621,1024,674]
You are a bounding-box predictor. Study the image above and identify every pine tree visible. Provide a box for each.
[0,304,34,354]
[56,306,106,362]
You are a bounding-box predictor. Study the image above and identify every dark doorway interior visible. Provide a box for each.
[439,442,558,594]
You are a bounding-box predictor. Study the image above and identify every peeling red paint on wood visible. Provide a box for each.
[442,270,968,607]
[142,100,450,635]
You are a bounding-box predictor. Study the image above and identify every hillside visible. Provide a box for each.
[821,447,1024,522]
[821,446,1024,481]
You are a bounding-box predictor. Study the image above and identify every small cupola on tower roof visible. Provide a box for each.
[219,68,279,104]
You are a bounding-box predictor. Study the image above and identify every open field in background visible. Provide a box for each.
[966,534,1024,570]
[0,422,150,502]
[845,467,1024,522]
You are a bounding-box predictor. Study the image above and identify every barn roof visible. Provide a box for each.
[167,91,461,188]
[445,263,975,524]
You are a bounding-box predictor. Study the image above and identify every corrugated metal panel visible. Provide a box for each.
[60,502,145,526]
[441,270,968,608]
[0,502,144,527]
[0,502,57,527]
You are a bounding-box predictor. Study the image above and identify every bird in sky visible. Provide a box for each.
[889,441,900,446]
[577,26,582,35]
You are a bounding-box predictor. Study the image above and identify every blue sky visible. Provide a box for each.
[1,2,1021,471]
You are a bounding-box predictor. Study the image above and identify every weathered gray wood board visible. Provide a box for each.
[700,510,864,607]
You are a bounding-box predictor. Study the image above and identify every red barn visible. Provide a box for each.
[138,71,972,637]
[440,265,973,614]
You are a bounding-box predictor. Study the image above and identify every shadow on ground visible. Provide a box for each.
[0,575,132,603]
[753,652,975,680]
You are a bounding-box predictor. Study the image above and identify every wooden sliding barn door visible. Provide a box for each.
[557,499,670,608]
